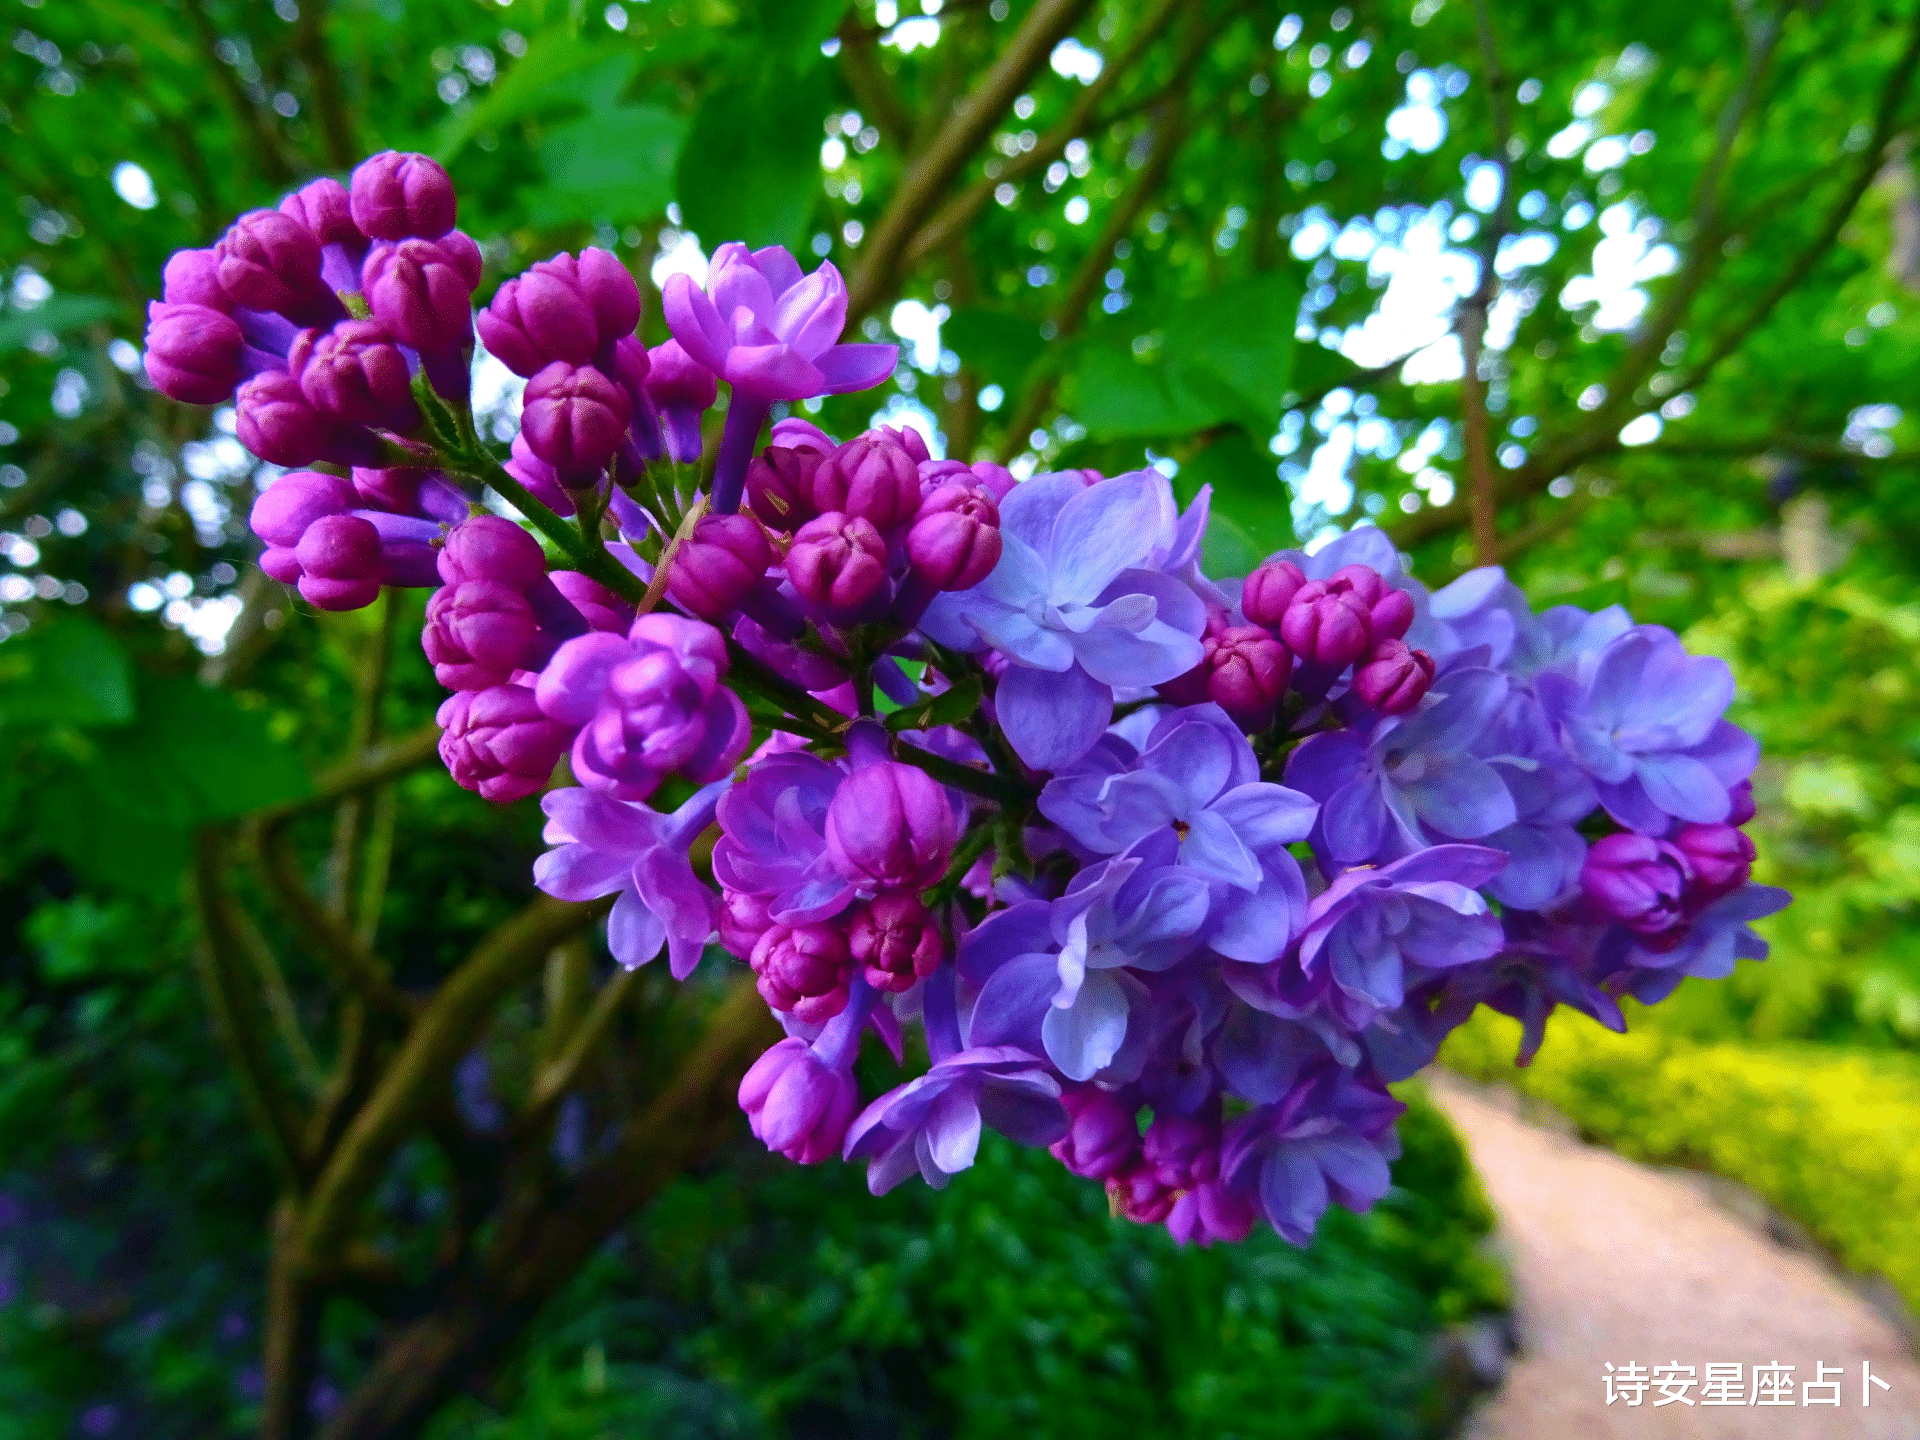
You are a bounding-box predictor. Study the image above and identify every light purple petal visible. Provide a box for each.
[966,951,1061,1050]
[997,472,1087,556]
[924,1085,984,1175]
[1041,969,1131,1081]
[997,664,1112,771]
[1210,783,1319,851]
[606,885,668,969]
[1181,810,1262,889]
[1047,472,1171,604]
[815,342,900,393]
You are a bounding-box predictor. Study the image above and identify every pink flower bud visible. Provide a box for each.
[422,580,546,691]
[750,923,854,1023]
[1049,1088,1139,1180]
[719,888,775,958]
[644,339,718,465]
[907,483,1002,591]
[249,470,357,549]
[745,444,823,532]
[1160,617,1292,729]
[1279,580,1373,669]
[290,319,419,432]
[477,266,596,377]
[668,513,772,620]
[161,249,230,310]
[1669,822,1755,901]
[294,513,384,611]
[824,761,958,891]
[362,238,475,352]
[348,150,457,240]
[215,209,338,325]
[143,302,243,405]
[521,361,631,483]
[1241,559,1307,629]
[1351,638,1436,715]
[738,1036,859,1163]
[809,435,921,532]
[235,370,378,468]
[1581,832,1692,944]
[846,893,945,993]
[279,177,363,248]
[868,423,930,464]
[438,514,549,590]
[436,683,571,803]
[1326,563,1414,641]
[786,511,890,619]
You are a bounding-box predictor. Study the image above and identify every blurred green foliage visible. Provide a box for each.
[424,1089,1502,1440]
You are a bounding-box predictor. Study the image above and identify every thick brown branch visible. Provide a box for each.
[251,723,442,828]
[521,965,639,1122]
[297,894,610,1266]
[847,0,1099,324]
[253,819,415,1027]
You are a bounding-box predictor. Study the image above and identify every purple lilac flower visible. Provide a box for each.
[844,1045,1067,1194]
[823,746,961,892]
[1049,1086,1140,1179]
[1222,1062,1404,1246]
[1285,666,1517,868]
[643,339,718,464]
[919,471,1207,770]
[533,781,726,976]
[711,751,853,925]
[740,981,876,1165]
[1536,624,1758,832]
[1603,882,1790,1005]
[663,244,897,514]
[438,684,573,803]
[534,613,751,800]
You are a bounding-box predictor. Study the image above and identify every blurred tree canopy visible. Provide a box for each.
[5,0,1920,1436]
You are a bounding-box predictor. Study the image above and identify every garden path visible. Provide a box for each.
[1429,1070,1920,1439]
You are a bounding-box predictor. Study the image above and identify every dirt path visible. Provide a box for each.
[1428,1071,1920,1439]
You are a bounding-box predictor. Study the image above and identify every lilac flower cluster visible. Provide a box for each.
[155,152,1789,1250]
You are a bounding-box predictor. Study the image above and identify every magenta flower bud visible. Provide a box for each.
[745,444,823,532]
[643,339,718,465]
[423,580,545,691]
[235,370,378,467]
[1352,638,1436,715]
[786,511,890,619]
[868,423,930,465]
[438,514,550,590]
[1160,617,1292,730]
[907,483,1003,591]
[738,1036,859,1162]
[294,513,383,611]
[1241,559,1307,630]
[521,361,631,483]
[1581,832,1692,943]
[1107,1160,1176,1224]
[250,469,357,549]
[362,238,475,352]
[279,177,362,249]
[1325,563,1414,641]
[719,888,775,959]
[846,893,945,994]
[824,760,958,891]
[477,267,596,377]
[1048,1088,1140,1180]
[576,247,642,345]
[143,301,243,405]
[809,435,921,532]
[348,150,456,240]
[1670,822,1755,900]
[290,319,420,432]
[750,923,854,1024]
[667,513,772,621]
[1726,779,1756,827]
[770,417,835,456]
[161,249,230,310]
[216,209,339,325]
[435,683,571,803]
[1279,580,1373,669]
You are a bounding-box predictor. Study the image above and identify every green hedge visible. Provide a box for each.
[429,1085,1506,1440]
[1442,1012,1920,1315]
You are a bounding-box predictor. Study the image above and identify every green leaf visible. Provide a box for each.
[434,31,629,163]
[0,295,117,355]
[676,62,831,253]
[1073,273,1301,442]
[532,104,687,227]
[884,675,983,733]
[1178,427,1292,555]
[746,0,848,49]
[943,309,1050,389]
[34,676,310,895]
[0,617,134,728]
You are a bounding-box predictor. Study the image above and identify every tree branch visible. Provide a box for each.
[232,900,326,1094]
[847,0,1100,324]
[901,0,1185,269]
[520,964,639,1123]
[180,0,295,184]
[250,723,442,828]
[289,0,358,170]
[297,894,611,1267]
